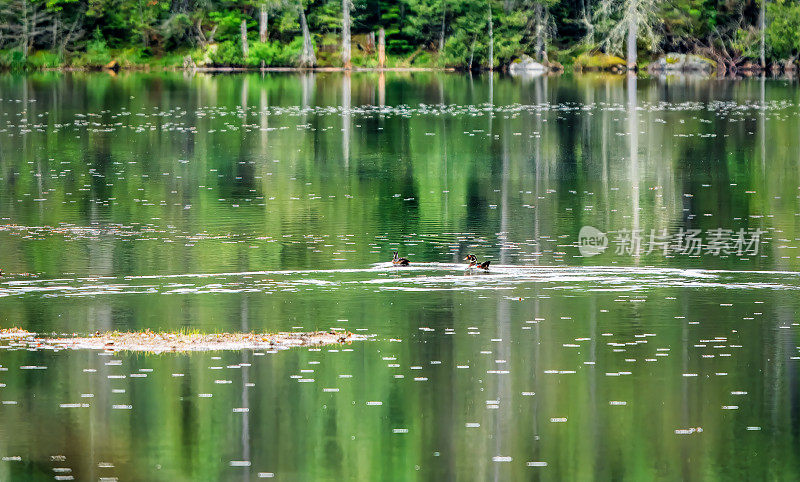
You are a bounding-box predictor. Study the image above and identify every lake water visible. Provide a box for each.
[1,71,800,479]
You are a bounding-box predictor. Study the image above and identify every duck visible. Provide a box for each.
[392,251,410,266]
[464,254,490,270]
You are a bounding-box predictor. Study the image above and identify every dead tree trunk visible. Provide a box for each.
[378,27,386,68]
[468,36,475,70]
[487,3,494,70]
[299,5,316,67]
[439,0,446,51]
[259,3,268,43]
[534,2,545,62]
[626,8,637,70]
[342,0,351,69]
[581,0,594,45]
[52,13,58,50]
[759,0,766,69]
[241,18,249,58]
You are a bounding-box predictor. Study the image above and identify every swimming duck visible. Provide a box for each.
[392,251,410,266]
[464,254,490,270]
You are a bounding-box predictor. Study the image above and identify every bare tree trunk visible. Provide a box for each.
[534,2,544,62]
[259,4,268,43]
[299,6,316,67]
[30,3,38,53]
[487,3,494,70]
[137,0,149,49]
[439,0,446,51]
[22,0,30,57]
[378,27,386,68]
[581,0,594,44]
[59,13,84,54]
[241,18,249,58]
[468,36,475,70]
[52,13,58,50]
[626,9,637,70]
[759,0,766,69]
[342,0,351,69]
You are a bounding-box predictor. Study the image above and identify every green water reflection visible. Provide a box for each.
[0,72,799,480]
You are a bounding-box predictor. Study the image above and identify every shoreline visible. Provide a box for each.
[16,66,789,79]
[36,66,461,73]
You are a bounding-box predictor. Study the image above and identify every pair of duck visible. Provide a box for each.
[392,252,490,271]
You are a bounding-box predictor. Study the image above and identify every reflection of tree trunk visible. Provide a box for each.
[534,76,543,263]
[602,81,610,228]
[299,6,316,67]
[378,70,385,106]
[259,4,268,42]
[760,75,766,176]
[240,297,251,480]
[680,296,690,480]
[588,297,598,456]
[627,74,639,261]
[242,76,249,116]
[342,0,351,69]
[342,72,351,169]
[500,119,509,265]
[378,27,386,68]
[492,299,511,481]
[260,87,269,151]
[488,69,493,135]
[301,71,313,110]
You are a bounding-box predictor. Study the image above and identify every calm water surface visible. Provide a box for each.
[1,72,800,480]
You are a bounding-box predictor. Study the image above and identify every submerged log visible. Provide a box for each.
[0,328,368,353]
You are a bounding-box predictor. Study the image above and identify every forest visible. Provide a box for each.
[0,0,798,72]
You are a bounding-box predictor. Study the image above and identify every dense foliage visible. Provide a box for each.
[0,0,798,70]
